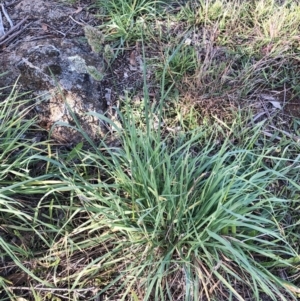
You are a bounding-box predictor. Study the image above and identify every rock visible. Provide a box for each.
[20,39,106,143]
[0,0,107,144]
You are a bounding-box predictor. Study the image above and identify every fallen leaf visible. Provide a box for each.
[129,65,137,71]
[185,38,192,45]
[130,50,136,66]
[105,88,112,104]
[73,7,83,14]
[41,23,48,32]
[7,272,28,285]
[261,94,276,101]
[269,101,282,109]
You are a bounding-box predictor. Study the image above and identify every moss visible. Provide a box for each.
[86,65,104,81]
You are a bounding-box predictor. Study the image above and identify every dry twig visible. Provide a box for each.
[1,3,13,28]
[0,16,28,42]
[0,11,4,36]
[8,286,99,292]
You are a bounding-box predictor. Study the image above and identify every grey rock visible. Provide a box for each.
[0,0,107,144]
[1,38,107,144]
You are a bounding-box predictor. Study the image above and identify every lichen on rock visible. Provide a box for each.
[1,38,107,144]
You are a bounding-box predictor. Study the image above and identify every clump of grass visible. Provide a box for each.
[0,87,60,299]
[94,0,163,44]
[154,44,198,87]
[45,98,299,300]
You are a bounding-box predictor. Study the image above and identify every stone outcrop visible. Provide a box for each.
[0,0,107,144]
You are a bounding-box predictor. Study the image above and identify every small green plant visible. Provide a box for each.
[153,42,198,89]
[94,0,162,44]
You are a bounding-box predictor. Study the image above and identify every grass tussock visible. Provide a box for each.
[1,1,300,300]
